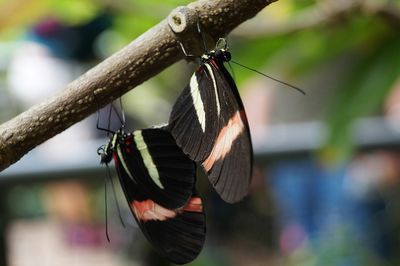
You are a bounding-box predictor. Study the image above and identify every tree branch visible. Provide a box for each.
[0,0,277,172]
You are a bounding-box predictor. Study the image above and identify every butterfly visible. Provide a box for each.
[99,126,206,264]
[168,39,253,203]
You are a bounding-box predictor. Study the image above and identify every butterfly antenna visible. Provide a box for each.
[107,165,126,228]
[196,19,208,53]
[227,61,236,82]
[96,110,101,130]
[96,110,115,135]
[107,104,113,136]
[230,60,306,95]
[119,97,126,127]
[104,165,111,243]
[107,104,124,127]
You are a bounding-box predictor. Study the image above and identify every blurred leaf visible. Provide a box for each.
[280,14,391,76]
[229,35,291,87]
[50,0,101,25]
[324,35,400,160]
[114,13,159,41]
[0,0,51,39]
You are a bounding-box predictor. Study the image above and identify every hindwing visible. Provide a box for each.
[114,151,206,265]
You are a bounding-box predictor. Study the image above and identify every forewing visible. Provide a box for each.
[168,68,219,161]
[118,128,195,210]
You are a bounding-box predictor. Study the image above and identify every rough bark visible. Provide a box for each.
[0,0,277,171]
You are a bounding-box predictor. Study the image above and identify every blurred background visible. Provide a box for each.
[1,0,400,265]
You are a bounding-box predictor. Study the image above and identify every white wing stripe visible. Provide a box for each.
[133,131,164,189]
[190,74,206,132]
[205,63,221,116]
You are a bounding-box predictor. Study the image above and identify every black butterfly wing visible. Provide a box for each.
[116,128,194,210]
[169,55,253,203]
[200,58,253,203]
[168,68,220,162]
[132,188,206,265]
[114,154,206,264]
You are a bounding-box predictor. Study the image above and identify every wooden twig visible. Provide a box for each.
[0,0,277,171]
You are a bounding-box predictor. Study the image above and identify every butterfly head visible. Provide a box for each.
[98,128,126,165]
[214,48,231,62]
[201,48,231,64]
[201,38,231,63]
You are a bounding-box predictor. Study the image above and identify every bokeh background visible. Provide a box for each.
[1,0,400,265]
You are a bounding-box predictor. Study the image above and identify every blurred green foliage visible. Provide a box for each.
[230,0,400,161]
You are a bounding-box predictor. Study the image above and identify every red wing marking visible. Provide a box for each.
[182,197,203,213]
[202,111,245,171]
[113,153,118,165]
[131,197,203,222]
[210,59,219,69]
[131,200,177,222]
